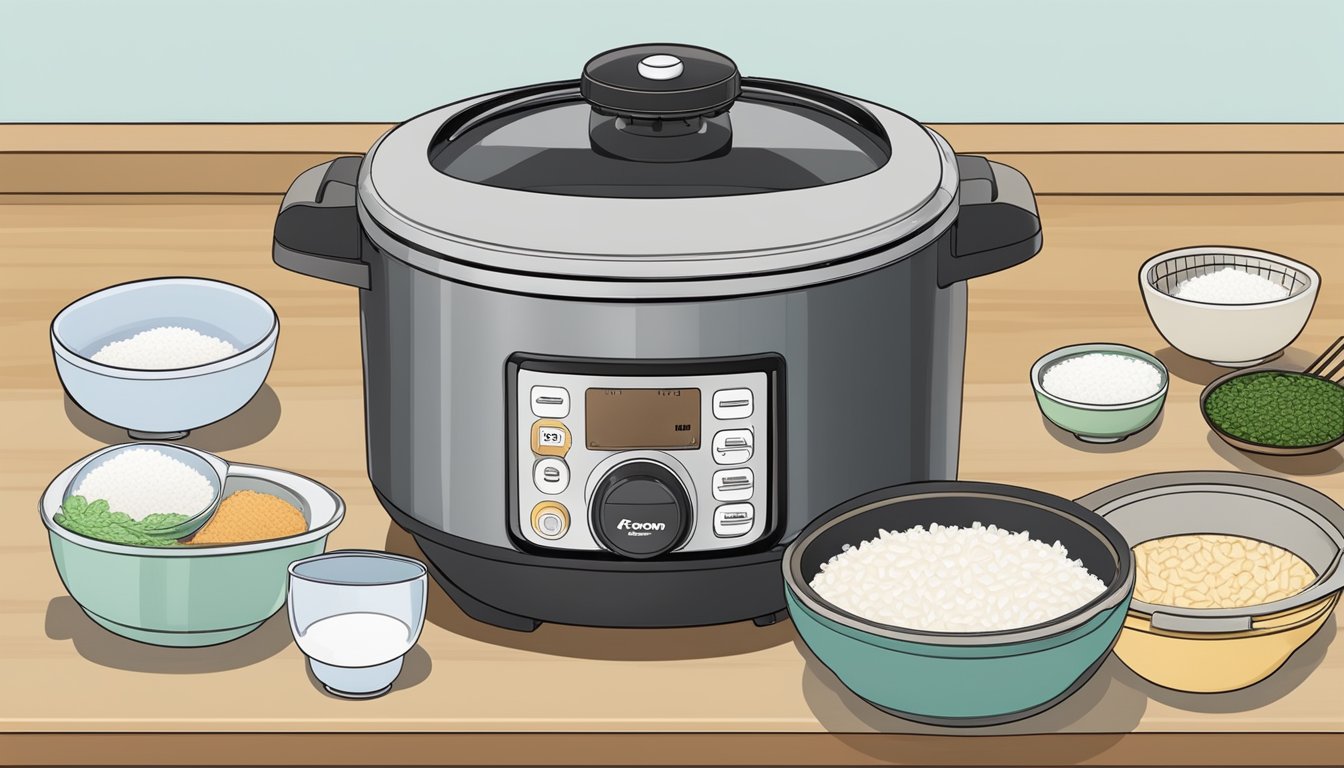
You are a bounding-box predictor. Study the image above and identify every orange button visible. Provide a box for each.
[530,501,569,540]
[531,419,571,457]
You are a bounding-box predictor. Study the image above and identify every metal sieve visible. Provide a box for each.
[1145,247,1313,304]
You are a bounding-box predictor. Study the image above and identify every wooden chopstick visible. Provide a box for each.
[1304,335,1344,378]
[1322,358,1344,383]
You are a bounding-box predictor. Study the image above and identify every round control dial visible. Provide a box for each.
[590,459,691,559]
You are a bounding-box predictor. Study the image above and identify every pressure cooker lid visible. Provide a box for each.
[360,43,959,284]
[430,44,889,198]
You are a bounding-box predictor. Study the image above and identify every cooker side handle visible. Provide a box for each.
[938,156,1042,288]
[273,157,371,289]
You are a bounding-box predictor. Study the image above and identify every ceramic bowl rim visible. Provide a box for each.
[1077,471,1344,624]
[1139,245,1320,310]
[1030,342,1170,411]
[50,277,279,379]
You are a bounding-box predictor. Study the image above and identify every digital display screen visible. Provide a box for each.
[586,388,701,450]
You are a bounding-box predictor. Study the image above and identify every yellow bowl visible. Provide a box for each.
[1077,471,1344,694]
[1115,593,1337,693]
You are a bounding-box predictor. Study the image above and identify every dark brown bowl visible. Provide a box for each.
[1200,369,1344,456]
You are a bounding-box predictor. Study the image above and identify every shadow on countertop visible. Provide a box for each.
[1039,411,1164,454]
[1153,346,1240,386]
[44,595,292,673]
[62,384,281,452]
[1205,431,1343,477]
[1154,345,1321,387]
[382,524,793,662]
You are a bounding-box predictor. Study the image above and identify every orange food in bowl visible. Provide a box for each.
[189,490,306,545]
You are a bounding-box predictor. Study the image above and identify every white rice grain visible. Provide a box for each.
[1173,267,1290,304]
[92,326,237,369]
[1042,352,1162,405]
[809,522,1106,632]
[73,447,215,521]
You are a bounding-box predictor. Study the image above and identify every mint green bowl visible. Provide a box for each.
[784,482,1134,726]
[1030,343,1169,444]
[41,446,344,647]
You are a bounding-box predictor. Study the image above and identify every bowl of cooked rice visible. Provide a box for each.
[1030,343,1169,444]
[783,481,1134,726]
[1139,246,1319,368]
[50,277,279,440]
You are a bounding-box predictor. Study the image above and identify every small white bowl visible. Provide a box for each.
[66,442,229,538]
[51,277,279,439]
[1139,246,1318,368]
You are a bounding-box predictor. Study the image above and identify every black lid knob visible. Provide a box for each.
[581,43,741,120]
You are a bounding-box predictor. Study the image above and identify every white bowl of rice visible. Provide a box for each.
[1140,246,1319,368]
[51,277,279,439]
[1030,343,1169,444]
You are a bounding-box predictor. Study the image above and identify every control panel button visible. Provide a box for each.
[712,468,753,502]
[712,428,754,465]
[713,503,754,537]
[533,457,570,494]
[530,501,570,540]
[531,419,572,457]
[530,385,570,418]
[712,388,753,420]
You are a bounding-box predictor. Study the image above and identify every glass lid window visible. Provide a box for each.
[428,85,892,199]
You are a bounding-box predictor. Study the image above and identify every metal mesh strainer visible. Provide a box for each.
[1147,251,1312,301]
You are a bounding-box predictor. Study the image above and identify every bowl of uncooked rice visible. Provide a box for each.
[51,277,279,438]
[1140,246,1319,367]
[1079,470,1344,692]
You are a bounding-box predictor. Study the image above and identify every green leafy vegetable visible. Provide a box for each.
[54,496,188,548]
[138,512,191,530]
[1205,372,1344,447]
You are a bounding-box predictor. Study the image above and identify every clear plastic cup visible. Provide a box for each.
[287,550,428,698]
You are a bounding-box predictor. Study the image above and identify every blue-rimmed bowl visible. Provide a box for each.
[783,481,1135,726]
[51,277,278,439]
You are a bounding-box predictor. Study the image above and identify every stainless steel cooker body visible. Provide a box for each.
[361,239,967,549]
[274,45,1043,630]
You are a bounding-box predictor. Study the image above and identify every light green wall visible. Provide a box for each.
[2,0,1339,122]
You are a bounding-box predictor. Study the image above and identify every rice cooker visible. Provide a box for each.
[273,44,1043,630]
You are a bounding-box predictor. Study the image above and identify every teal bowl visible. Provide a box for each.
[783,482,1134,726]
[1030,343,1169,444]
[41,447,344,647]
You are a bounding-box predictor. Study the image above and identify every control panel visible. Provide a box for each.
[511,358,774,557]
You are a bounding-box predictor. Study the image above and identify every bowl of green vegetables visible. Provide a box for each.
[1200,339,1344,456]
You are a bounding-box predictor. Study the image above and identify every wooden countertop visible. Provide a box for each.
[1,194,1342,766]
